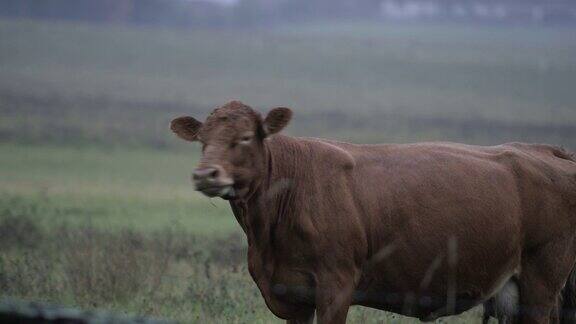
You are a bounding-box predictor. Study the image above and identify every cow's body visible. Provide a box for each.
[231,136,576,322]
[171,102,576,323]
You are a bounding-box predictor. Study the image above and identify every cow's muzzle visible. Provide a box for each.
[192,165,235,198]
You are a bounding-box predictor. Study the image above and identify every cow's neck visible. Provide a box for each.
[229,135,304,250]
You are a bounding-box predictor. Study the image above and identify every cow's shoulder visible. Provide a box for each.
[296,137,359,171]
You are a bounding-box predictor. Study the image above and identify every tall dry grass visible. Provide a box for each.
[0,213,272,322]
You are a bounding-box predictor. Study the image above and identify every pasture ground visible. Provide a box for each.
[1,18,575,322]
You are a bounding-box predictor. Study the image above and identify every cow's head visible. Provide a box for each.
[170,101,292,199]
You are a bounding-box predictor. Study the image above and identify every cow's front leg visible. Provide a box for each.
[314,273,358,324]
[287,310,314,324]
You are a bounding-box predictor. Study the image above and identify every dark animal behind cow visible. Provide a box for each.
[171,101,576,324]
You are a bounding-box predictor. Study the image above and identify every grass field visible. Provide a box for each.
[1,17,575,322]
[2,18,576,147]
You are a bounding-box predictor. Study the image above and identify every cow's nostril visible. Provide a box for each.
[193,167,220,182]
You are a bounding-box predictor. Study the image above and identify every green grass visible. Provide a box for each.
[0,143,236,234]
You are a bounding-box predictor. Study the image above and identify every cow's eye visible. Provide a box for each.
[239,135,252,145]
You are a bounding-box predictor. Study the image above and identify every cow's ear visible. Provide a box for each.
[170,116,202,142]
[263,107,292,136]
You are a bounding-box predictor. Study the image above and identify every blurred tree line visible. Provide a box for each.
[0,0,497,27]
[0,0,383,27]
[0,0,231,27]
[0,0,573,27]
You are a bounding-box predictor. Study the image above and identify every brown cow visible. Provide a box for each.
[171,101,576,324]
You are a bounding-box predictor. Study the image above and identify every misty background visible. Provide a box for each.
[0,0,575,323]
